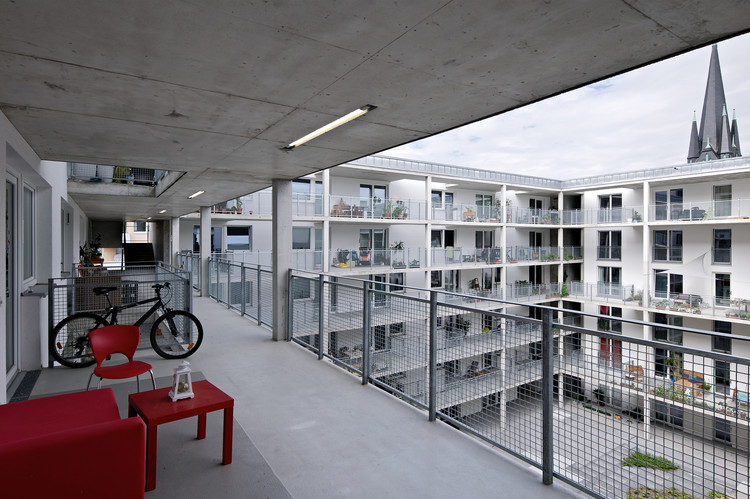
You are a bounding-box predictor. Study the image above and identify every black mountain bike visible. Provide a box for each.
[50,282,203,368]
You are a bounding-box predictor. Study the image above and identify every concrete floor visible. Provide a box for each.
[24,296,585,498]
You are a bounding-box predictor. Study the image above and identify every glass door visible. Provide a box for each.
[6,179,17,377]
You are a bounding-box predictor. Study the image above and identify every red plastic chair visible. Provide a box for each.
[86,325,155,392]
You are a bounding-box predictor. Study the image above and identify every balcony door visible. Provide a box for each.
[6,178,18,380]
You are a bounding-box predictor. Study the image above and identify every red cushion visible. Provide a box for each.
[94,360,152,380]
[0,388,120,443]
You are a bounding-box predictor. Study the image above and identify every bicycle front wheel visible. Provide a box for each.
[150,310,203,359]
[50,313,109,368]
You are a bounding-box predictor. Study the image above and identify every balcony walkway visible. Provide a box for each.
[22,296,583,498]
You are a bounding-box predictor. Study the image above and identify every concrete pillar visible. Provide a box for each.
[322,170,330,272]
[425,175,432,268]
[170,217,180,266]
[272,179,292,341]
[200,206,211,297]
[642,181,650,309]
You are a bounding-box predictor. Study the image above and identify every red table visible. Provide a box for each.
[128,380,234,491]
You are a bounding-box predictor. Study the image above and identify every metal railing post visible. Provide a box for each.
[429,290,438,421]
[362,281,371,385]
[542,307,554,486]
[318,274,325,360]
[287,271,294,341]
[226,262,231,308]
[240,265,246,317]
[47,278,56,368]
[257,266,262,326]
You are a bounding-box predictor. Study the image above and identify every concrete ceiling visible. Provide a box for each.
[1,1,750,221]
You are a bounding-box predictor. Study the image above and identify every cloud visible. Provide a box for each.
[386,34,750,179]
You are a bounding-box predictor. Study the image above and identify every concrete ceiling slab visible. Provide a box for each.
[1,0,749,220]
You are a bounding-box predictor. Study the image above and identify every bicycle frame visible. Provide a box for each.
[102,294,168,327]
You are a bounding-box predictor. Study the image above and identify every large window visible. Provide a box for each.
[598,193,622,223]
[475,230,493,249]
[360,184,386,217]
[712,320,732,354]
[292,228,311,249]
[713,229,731,264]
[597,266,621,296]
[133,221,147,232]
[22,185,34,280]
[476,194,492,220]
[654,271,682,298]
[653,230,682,262]
[597,231,621,260]
[715,273,731,307]
[292,179,311,200]
[713,184,732,217]
[654,314,683,377]
[226,226,251,251]
[654,188,683,220]
[598,305,622,368]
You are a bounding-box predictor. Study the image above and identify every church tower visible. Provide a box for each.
[687,44,741,163]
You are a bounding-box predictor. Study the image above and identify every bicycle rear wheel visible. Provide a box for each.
[50,313,109,368]
[150,310,203,359]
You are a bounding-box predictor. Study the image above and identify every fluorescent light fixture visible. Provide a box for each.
[159,209,167,214]
[147,217,152,220]
[284,105,376,150]
[188,190,205,199]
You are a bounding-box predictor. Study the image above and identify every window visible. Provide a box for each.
[431,230,442,248]
[654,271,682,298]
[373,325,389,351]
[475,230,493,248]
[654,314,683,344]
[292,179,311,200]
[598,194,622,223]
[292,228,311,249]
[654,189,683,220]
[476,194,492,220]
[597,266,621,296]
[653,230,682,262]
[371,274,387,306]
[22,185,34,280]
[598,306,622,368]
[360,184,386,217]
[133,221,147,232]
[715,360,731,391]
[712,321,731,354]
[715,273,731,307]
[713,184,732,217]
[431,270,442,288]
[713,229,731,264]
[389,272,404,292]
[443,269,459,292]
[597,231,621,260]
[226,226,251,251]
[431,190,442,207]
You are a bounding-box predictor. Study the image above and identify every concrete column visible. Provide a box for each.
[200,206,211,297]
[322,170,330,272]
[272,179,292,341]
[170,217,180,266]
[642,181,650,310]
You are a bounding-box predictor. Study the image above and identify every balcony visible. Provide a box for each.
[68,162,167,186]
[649,199,750,222]
[24,295,572,498]
[330,195,427,220]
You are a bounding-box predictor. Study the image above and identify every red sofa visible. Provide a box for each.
[0,388,145,498]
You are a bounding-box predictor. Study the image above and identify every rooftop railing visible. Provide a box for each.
[288,271,750,498]
[68,162,167,186]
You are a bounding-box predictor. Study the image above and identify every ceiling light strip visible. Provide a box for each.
[285,105,376,150]
[187,190,205,199]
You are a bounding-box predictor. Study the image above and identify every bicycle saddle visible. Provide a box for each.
[92,286,118,295]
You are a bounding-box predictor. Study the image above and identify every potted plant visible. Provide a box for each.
[632,211,642,222]
[409,259,420,268]
[560,283,570,298]
[79,233,103,267]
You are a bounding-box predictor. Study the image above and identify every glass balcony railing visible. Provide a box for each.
[649,199,750,222]
[330,195,427,220]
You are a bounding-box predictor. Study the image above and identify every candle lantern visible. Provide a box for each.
[169,361,195,402]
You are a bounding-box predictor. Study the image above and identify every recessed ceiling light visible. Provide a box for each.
[284,105,376,150]
[159,209,167,214]
[188,190,205,199]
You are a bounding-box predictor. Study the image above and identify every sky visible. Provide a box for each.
[386,33,750,180]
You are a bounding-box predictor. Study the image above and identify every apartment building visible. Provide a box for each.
[189,45,750,446]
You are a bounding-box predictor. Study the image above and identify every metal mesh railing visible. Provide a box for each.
[207,257,273,328]
[175,251,200,290]
[48,265,191,362]
[289,273,749,498]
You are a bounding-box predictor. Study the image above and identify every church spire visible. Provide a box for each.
[687,111,700,161]
[689,44,741,162]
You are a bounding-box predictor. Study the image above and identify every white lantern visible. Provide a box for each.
[169,361,195,402]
